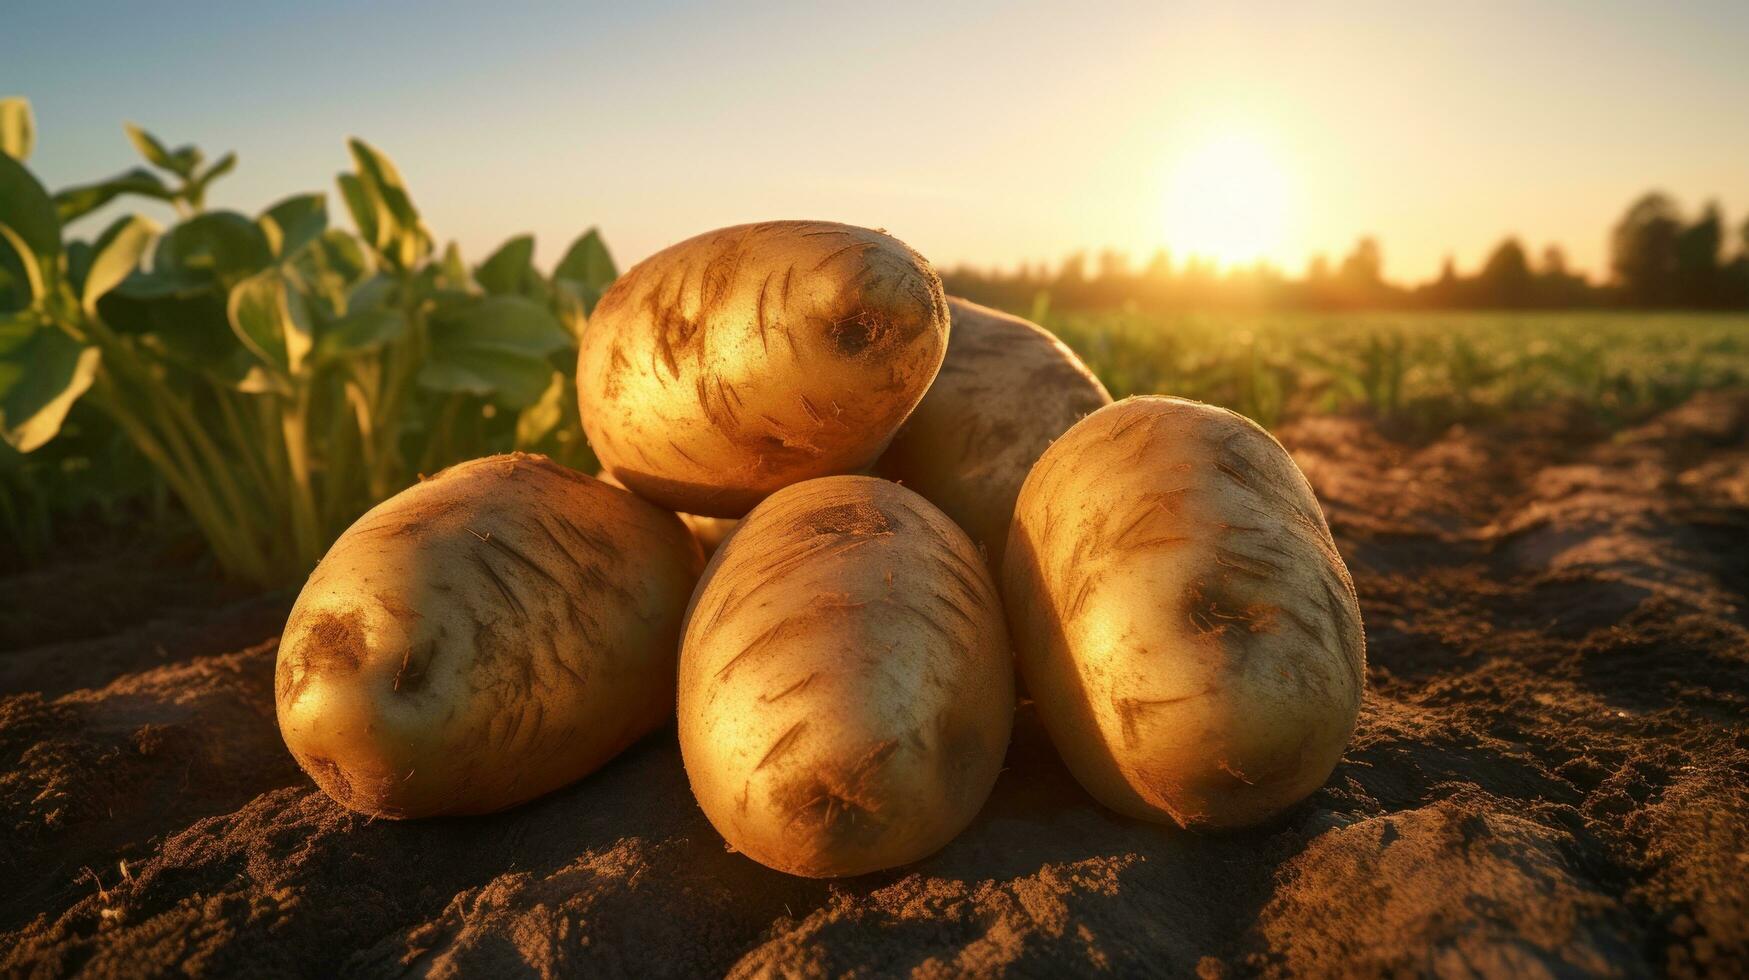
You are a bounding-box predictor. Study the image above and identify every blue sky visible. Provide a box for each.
[6,0,1747,281]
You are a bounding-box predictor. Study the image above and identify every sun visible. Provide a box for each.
[1160,133,1291,268]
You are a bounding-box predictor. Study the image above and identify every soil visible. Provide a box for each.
[3,393,1746,978]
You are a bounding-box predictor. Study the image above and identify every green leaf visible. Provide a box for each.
[1,98,34,161]
[515,370,568,447]
[228,269,314,375]
[435,240,471,291]
[83,215,159,314]
[65,240,94,299]
[124,124,175,171]
[345,139,430,268]
[98,272,240,371]
[335,172,385,253]
[125,123,200,178]
[105,266,208,300]
[429,294,572,357]
[474,234,534,295]
[295,229,373,316]
[260,193,327,259]
[0,231,25,312]
[553,228,616,293]
[425,286,476,310]
[417,350,555,407]
[421,295,574,407]
[169,145,204,179]
[0,308,38,355]
[200,151,236,183]
[552,228,616,323]
[186,151,236,209]
[0,225,44,305]
[316,307,405,360]
[347,139,419,235]
[317,230,371,284]
[155,211,272,288]
[551,279,591,338]
[0,321,100,452]
[345,273,397,315]
[53,167,174,224]
[0,151,61,264]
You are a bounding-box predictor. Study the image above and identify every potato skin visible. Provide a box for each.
[579,221,949,517]
[679,476,1013,877]
[1002,398,1365,828]
[276,454,704,818]
[876,297,1110,571]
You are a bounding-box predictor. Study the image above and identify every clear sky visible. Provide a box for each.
[6,0,1747,282]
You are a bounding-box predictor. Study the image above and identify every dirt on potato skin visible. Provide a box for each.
[2,393,1747,978]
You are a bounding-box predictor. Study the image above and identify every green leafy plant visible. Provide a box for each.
[0,99,615,586]
[1043,306,1749,438]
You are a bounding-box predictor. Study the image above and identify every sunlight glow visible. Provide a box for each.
[1160,133,1291,268]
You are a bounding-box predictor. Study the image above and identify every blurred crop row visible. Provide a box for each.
[1040,304,1749,436]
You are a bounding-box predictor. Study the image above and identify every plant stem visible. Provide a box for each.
[215,390,278,515]
[279,383,324,573]
[421,395,461,474]
[155,384,264,533]
[78,317,280,583]
[321,372,363,537]
[344,374,382,501]
[347,271,422,503]
[82,316,263,536]
[89,374,267,582]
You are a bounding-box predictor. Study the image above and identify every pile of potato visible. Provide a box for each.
[276,221,1365,877]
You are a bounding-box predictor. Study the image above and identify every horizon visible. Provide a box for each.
[7,0,1748,282]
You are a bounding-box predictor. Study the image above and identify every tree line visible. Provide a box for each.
[942,192,1749,313]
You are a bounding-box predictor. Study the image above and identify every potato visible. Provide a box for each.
[598,468,738,558]
[276,453,704,818]
[679,476,1013,877]
[1002,397,1365,828]
[876,297,1110,571]
[579,221,949,518]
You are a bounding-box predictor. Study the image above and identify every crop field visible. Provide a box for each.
[1043,308,1749,433]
